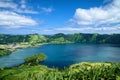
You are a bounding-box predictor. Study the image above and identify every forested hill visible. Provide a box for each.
[0,33,120,44]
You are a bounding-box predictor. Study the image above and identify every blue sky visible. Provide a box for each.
[0,0,120,34]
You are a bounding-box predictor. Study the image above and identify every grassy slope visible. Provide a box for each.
[0,62,120,80]
[0,43,46,56]
[0,65,62,80]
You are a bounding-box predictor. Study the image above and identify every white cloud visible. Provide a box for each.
[0,0,39,28]
[14,9,39,14]
[103,0,113,4]
[71,0,120,27]
[41,7,53,13]
[43,25,120,34]
[0,1,17,9]
[0,0,38,14]
[0,11,37,28]
[20,0,26,9]
[54,26,120,31]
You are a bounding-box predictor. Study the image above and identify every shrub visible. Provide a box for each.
[25,53,46,65]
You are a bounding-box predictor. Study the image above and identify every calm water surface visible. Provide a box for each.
[0,43,120,68]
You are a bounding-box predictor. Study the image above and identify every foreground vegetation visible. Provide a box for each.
[0,54,120,80]
[0,62,120,80]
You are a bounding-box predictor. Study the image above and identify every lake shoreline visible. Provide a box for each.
[0,42,48,56]
[0,42,119,56]
[0,41,74,56]
[0,43,120,68]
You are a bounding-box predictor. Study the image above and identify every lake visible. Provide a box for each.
[0,43,120,68]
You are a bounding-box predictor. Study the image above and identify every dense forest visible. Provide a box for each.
[0,33,120,44]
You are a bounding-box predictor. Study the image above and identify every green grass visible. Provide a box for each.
[0,62,120,80]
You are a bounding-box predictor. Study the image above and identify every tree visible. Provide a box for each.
[90,33,98,43]
[25,53,46,65]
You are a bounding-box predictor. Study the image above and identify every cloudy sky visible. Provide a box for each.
[0,0,120,34]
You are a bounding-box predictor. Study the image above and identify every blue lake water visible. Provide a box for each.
[0,43,120,68]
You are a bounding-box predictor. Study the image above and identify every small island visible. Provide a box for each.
[24,53,46,66]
